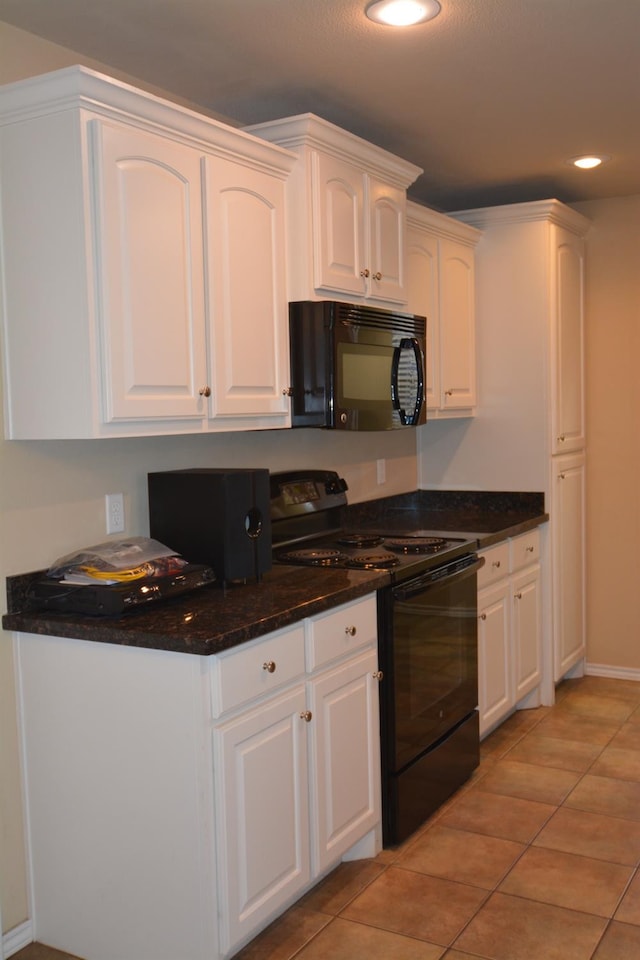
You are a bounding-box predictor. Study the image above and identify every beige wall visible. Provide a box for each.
[0,22,418,937]
[574,195,640,672]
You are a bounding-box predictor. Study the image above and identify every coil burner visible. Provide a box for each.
[277,547,347,567]
[337,533,385,548]
[385,536,449,554]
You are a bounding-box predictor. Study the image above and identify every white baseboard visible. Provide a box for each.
[585,662,640,683]
[3,920,33,958]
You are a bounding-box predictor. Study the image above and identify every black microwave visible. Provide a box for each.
[288,300,426,430]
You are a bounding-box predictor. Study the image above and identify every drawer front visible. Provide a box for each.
[211,624,305,717]
[306,595,377,672]
[510,529,541,572]
[478,542,509,589]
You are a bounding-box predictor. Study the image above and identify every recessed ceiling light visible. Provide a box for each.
[365,0,441,27]
[569,155,610,169]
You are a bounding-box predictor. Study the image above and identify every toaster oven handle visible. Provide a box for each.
[391,337,425,425]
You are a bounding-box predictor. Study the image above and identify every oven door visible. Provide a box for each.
[380,556,482,774]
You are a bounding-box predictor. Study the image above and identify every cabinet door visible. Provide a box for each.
[406,225,440,410]
[213,686,310,954]
[551,226,586,454]
[204,156,290,423]
[512,564,542,701]
[307,648,381,875]
[91,120,208,423]
[438,237,477,410]
[552,452,586,680]
[312,152,367,297]
[478,580,512,736]
[367,177,407,304]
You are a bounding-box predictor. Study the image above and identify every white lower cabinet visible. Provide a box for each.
[213,683,311,953]
[15,594,380,960]
[552,452,586,680]
[211,595,381,957]
[478,530,542,736]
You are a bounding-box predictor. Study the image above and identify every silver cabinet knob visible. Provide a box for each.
[360,268,370,278]
[373,670,384,681]
[262,660,276,673]
[300,710,313,722]
[345,625,357,636]
[480,612,487,620]
[282,387,293,396]
[445,389,453,396]
[372,271,382,281]
[199,386,211,397]
[558,434,566,442]
[492,560,501,569]
[526,545,534,553]
[514,592,523,600]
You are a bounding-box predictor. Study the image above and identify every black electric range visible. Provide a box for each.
[270,469,482,847]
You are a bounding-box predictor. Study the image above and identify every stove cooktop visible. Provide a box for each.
[269,470,478,582]
[273,531,476,579]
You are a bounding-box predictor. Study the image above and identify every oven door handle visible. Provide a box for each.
[392,556,485,601]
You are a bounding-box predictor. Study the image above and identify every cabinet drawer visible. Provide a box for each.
[306,595,377,672]
[510,529,541,572]
[478,542,509,589]
[210,625,305,717]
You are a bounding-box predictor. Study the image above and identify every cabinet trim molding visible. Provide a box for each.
[246,113,422,190]
[454,198,590,237]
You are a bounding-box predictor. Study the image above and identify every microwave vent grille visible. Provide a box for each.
[335,303,425,337]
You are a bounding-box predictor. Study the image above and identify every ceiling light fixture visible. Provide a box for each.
[365,0,441,27]
[569,155,610,169]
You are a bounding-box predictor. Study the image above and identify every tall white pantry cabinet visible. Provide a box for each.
[450,199,589,697]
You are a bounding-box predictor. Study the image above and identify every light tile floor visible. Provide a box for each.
[15,675,640,960]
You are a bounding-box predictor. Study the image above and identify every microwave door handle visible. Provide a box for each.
[391,338,425,425]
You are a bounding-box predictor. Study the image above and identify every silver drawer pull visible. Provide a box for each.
[262,660,276,673]
[345,625,357,637]
[300,710,313,722]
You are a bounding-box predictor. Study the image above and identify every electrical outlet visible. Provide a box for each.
[105,493,125,535]
[376,459,386,484]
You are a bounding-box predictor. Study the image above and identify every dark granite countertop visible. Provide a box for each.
[343,489,547,549]
[2,563,389,657]
[3,489,547,656]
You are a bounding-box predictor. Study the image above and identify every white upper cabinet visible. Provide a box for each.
[92,120,208,423]
[0,66,295,439]
[406,203,481,416]
[246,114,421,307]
[203,156,290,426]
[550,225,586,454]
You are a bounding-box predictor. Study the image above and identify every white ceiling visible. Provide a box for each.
[1,0,639,211]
